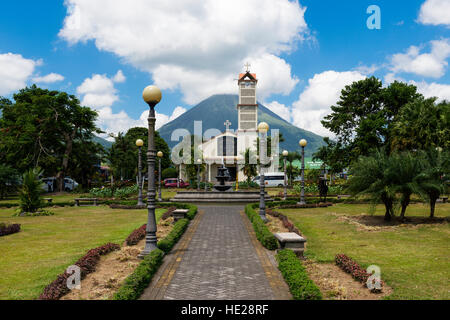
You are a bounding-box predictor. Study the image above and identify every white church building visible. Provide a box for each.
[179,69,280,183]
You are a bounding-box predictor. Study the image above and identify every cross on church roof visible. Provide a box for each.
[224,120,232,131]
[244,62,251,72]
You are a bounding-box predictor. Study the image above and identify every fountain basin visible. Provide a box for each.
[170,191,272,203]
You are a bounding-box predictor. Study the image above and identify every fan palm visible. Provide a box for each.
[240,148,258,183]
[19,168,44,214]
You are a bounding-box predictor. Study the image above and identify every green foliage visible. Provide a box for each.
[13,210,54,217]
[113,185,139,199]
[162,167,178,179]
[19,168,44,214]
[89,185,138,199]
[0,85,103,190]
[276,249,322,300]
[245,204,278,250]
[239,148,258,183]
[113,249,164,300]
[0,165,19,199]
[158,218,190,253]
[89,187,114,198]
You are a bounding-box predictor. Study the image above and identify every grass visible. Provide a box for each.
[278,203,450,300]
[0,205,166,300]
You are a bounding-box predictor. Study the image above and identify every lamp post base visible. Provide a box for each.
[138,243,158,259]
[297,201,306,206]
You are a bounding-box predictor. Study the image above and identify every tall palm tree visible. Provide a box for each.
[240,148,258,184]
[285,151,302,186]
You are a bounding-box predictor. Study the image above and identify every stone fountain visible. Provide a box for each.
[214,165,232,192]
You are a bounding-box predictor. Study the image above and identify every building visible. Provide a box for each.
[179,68,280,183]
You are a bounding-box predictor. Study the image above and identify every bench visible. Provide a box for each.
[274,233,307,257]
[43,198,53,204]
[75,198,99,207]
[172,209,189,223]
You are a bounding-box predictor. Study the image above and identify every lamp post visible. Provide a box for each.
[298,139,307,206]
[139,85,162,258]
[157,151,163,202]
[205,162,208,192]
[282,150,289,201]
[258,122,269,222]
[136,139,145,206]
[197,159,201,191]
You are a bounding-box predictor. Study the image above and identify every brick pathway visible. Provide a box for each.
[141,205,291,300]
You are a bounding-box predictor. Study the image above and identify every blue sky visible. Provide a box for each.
[0,0,449,139]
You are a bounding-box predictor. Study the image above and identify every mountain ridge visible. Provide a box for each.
[158,94,325,157]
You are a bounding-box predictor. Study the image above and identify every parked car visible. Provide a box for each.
[253,173,286,187]
[41,177,79,192]
[164,178,190,188]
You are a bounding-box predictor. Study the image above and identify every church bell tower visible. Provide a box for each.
[237,64,258,132]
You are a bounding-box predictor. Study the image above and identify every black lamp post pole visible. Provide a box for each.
[259,132,267,222]
[137,146,144,206]
[139,103,158,258]
[283,155,288,201]
[299,146,306,205]
[158,157,162,202]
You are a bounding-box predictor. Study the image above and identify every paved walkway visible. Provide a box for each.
[141,205,291,300]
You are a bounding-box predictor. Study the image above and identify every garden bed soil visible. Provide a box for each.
[331,213,449,232]
[303,260,393,300]
[61,218,174,300]
[266,215,290,234]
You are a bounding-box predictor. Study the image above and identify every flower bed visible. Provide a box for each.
[335,254,383,293]
[0,223,21,237]
[266,209,303,237]
[39,243,121,300]
[276,249,322,300]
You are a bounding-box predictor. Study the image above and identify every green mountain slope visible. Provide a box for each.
[92,135,113,149]
[158,94,325,156]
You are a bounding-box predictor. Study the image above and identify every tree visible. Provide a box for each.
[285,151,302,185]
[0,86,102,191]
[416,149,449,218]
[68,140,106,189]
[318,79,422,168]
[0,165,19,199]
[240,148,258,183]
[19,168,44,214]
[347,151,396,221]
[391,98,449,152]
[313,137,348,175]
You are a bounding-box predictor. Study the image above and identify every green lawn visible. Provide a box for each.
[279,203,450,300]
[0,206,166,300]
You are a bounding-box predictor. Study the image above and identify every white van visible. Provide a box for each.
[253,173,286,187]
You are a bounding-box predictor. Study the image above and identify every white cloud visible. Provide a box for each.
[0,53,39,95]
[113,70,126,83]
[60,0,308,104]
[354,64,379,75]
[389,38,450,78]
[413,81,450,102]
[291,70,366,138]
[418,0,450,26]
[32,73,65,84]
[77,73,119,108]
[265,101,291,122]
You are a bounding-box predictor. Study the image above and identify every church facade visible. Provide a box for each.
[179,69,280,184]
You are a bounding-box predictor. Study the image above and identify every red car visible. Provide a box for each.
[164,178,190,188]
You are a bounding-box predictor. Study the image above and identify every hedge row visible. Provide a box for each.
[335,254,383,292]
[157,218,190,253]
[276,250,322,300]
[39,243,121,300]
[113,249,165,300]
[0,223,21,237]
[245,204,278,250]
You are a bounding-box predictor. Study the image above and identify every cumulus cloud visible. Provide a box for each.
[77,73,119,109]
[265,101,291,122]
[59,0,308,104]
[291,70,366,138]
[32,73,65,84]
[113,70,126,83]
[418,0,450,26]
[412,81,450,102]
[0,53,39,95]
[389,38,450,78]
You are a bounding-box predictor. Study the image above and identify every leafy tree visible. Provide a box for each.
[285,151,301,185]
[19,168,44,213]
[162,167,178,180]
[318,79,422,168]
[0,165,19,199]
[68,140,106,189]
[347,151,396,221]
[0,86,102,191]
[240,148,258,183]
[391,98,449,152]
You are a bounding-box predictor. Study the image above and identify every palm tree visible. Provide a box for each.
[240,148,258,184]
[285,151,302,186]
[19,168,44,214]
[416,149,449,219]
[387,152,423,221]
[347,151,396,221]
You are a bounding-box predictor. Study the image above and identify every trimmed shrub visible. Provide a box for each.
[0,223,21,237]
[126,224,147,246]
[245,204,278,250]
[276,249,322,300]
[158,218,190,253]
[39,243,120,300]
[113,249,164,300]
